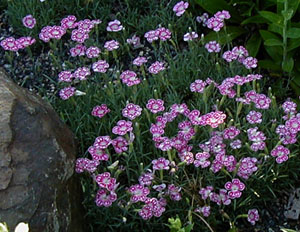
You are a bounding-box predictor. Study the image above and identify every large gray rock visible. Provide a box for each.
[0,69,83,232]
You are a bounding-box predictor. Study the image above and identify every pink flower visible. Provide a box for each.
[91,104,110,118]
[133,56,147,66]
[146,99,165,113]
[178,121,195,140]
[16,37,36,49]
[155,27,172,41]
[244,90,258,102]
[88,146,109,161]
[232,46,249,62]
[86,46,101,58]
[71,29,89,43]
[127,35,141,48]
[104,40,119,51]
[183,32,198,41]
[144,30,159,43]
[243,57,258,69]
[112,120,133,135]
[207,17,224,31]
[223,126,240,140]
[95,189,117,207]
[107,20,123,32]
[196,13,209,26]
[75,158,99,173]
[214,10,231,21]
[238,157,258,179]
[173,1,189,17]
[1,37,19,51]
[152,157,170,170]
[59,87,76,100]
[271,145,290,164]
[225,178,245,199]
[196,206,211,217]
[122,103,142,120]
[246,111,262,124]
[190,79,207,93]
[230,139,242,149]
[205,111,226,128]
[167,184,182,201]
[77,19,94,32]
[282,100,297,114]
[188,110,205,126]
[254,94,271,109]
[199,186,213,200]
[148,61,165,74]
[139,172,154,186]
[22,15,36,29]
[129,184,150,203]
[112,136,128,154]
[139,205,153,220]
[285,116,300,133]
[171,103,190,116]
[194,152,211,168]
[73,67,91,80]
[95,172,117,191]
[205,41,221,53]
[247,209,259,225]
[61,15,77,29]
[70,44,86,57]
[39,26,51,42]
[48,26,66,40]
[93,136,112,149]
[58,71,73,82]
[92,60,109,73]
[120,70,140,86]
[222,51,238,62]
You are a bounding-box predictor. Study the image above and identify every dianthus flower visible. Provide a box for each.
[207,17,224,31]
[112,120,133,135]
[156,137,173,151]
[243,57,258,69]
[195,206,211,217]
[112,136,128,154]
[59,86,76,100]
[91,104,110,118]
[77,19,94,32]
[86,46,101,58]
[88,146,109,161]
[75,158,99,173]
[282,99,297,114]
[230,139,242,149]
[127,35,141,48]
[93,136,112,149]
[95,189,117,207]
[168,184,182,201]
[222,51,238,62]
[205,41,221,53]
[22,15,36,29]
[248,209,259,225]
[92,60,109,73]
[139,172,154,186]
[178,121,195,140]
[171,103,190,116]
[271,145,290,164]
[122,103,142,120]
[173,1,189,16]
[254,94,271,109]
[183,32,198,41]
[70,44,86,57]
[214,10,231,21]
[232,46,249,62]
[155,27,172,41]
[225,178,245,199]
[106,20,123,32]
[144,30,159,43]
[120,70,140,86]
[73,67,91,80]
[150,124,165,141]
[71,29,89,43]
[285,116,300,133]
[194,152,211,168]
[152,157,170,170]
[1,37,19,51]
[133,56,147,66]
[95,172,117,191]
[146,99,165,113]
[39,26,51,42]
[148,61,165,74]
[223,126,240,139]
[104,40,119,51]
[179,151,194,164]
[60,15,77,29]
[190,79,207,93]
[246,111,262,124]
[58,71,73,82]
[48,26,66,40]
[16,37,36,49]
[199,186,213,200]
[196,13,209,26]
[205,111,226,128]
[129,184,150,203]
[188,110,207,126]
[237,157,258,179]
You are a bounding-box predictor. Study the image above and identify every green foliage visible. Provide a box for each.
[195,0,300,97]
[167,216,193,232]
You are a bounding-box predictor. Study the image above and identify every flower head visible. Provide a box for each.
[107,20,123,32]
[104,40,119,51]
[248,209,259,225]
[59,87,76,100]
[92,104,110,118]
[120,70,141,86]
[173,1,189,17]
[225,178,245,199]
[122,103,142,120]
[146,99,165,113]
[92,60,109,73]
[148,61,165,74]
[152,157,170,170]
[22,15,36,29]
[112,120,133,135]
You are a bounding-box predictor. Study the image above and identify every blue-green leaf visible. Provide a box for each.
[282,57,294,72]
[287,28,300,38]
[246,32,262,57]
[264,38,283,46]
[259,11,284,27]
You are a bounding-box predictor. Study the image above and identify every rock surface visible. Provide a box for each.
[0,69,83,232]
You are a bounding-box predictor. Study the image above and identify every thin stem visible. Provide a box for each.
[192,212,215,232]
